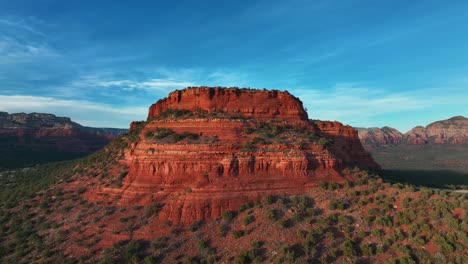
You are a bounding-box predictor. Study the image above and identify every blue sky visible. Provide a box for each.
[0,0,467,131]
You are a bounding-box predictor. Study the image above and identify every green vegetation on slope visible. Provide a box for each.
[0,168,466,263]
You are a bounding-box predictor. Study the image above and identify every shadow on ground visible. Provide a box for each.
[381,169,468,188]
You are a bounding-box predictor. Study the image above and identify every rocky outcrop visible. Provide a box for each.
[404,116,467,144]
[356,127,404,146]
[357,116,467,147]
[89,87,379,224]
[0,112,127,168]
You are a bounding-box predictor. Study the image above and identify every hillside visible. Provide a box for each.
[0,112,127,169]
[0,157,465,263]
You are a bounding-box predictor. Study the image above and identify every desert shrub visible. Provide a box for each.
[238,202,254,212]
[262,195,275,205]
[127,121,147,142]
[243,215,255,225]
[235,248,263,264]
[371,229,383,237]
[156,108,193,119]
[222,211,236,221]
[434,234,455,254]
[402,197,412,208]
[341,238,357,256]
[306,208,321,217]
[419,188,434,200]
[243,127,254,134]
[411,236,426,246]
[145,131,153,138]
[251,136,268,144]
[347,189,357,197]
[374,215,393,227]
[189,221,201,232]
[360,243,375,256]
[337,215,352,225]
[319,182,328,190]
[242,141,255,152]
[279,245,297,263]
[317,137,330,147]
[145,203,163,218]
[266,209,279,221]
[232,230,245,239]
[218,221,230,237]
[290,195,311,210]
[279,218,293,229]
[328,199,348,210]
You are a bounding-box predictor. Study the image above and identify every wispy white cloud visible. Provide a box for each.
[0,18,46,36]
[0,36,57,62]
[296,83,432,127]
[67,67,250,96]
[96,79,194,91]
[0,95,147,128]
[0,16,58,64]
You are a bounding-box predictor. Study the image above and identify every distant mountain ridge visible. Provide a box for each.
[357,116,467,146]
[0,111,127,169]
[0,111,126,133]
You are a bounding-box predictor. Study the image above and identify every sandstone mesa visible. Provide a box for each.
[86,87,379,227]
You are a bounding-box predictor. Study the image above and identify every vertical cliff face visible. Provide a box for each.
[147,87,309,121]
[89,87,379,224]
[314,121,379,169]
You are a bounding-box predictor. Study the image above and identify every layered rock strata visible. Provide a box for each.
[91,87,379,224]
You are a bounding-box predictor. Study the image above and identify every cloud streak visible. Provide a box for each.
[94,79,194,92]
[296,83,432,128]
[0,18,46,36]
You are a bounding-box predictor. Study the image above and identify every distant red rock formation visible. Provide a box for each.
[0,112,127,168]
[404,116,467,144]
[357,127,404,146]
[88,87,379,224]
[357,116,467,147]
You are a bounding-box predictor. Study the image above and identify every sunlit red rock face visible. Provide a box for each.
[96,87,379,224]
[148,87,309,121]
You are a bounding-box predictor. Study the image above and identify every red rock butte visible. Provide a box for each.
[88,87,379,226]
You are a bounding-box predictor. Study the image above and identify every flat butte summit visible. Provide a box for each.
[81,87,379,232]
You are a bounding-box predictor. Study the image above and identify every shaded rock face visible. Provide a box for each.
[357,116,467,147]
[92,87,379,224]
[0,112,127,168]
[148,87,309,121]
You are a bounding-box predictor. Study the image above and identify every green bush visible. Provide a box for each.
[243,215,255,225]
[341,238,357,256]
[266,209,279,221]
[222,211,236,221]
[232,230,245,239]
